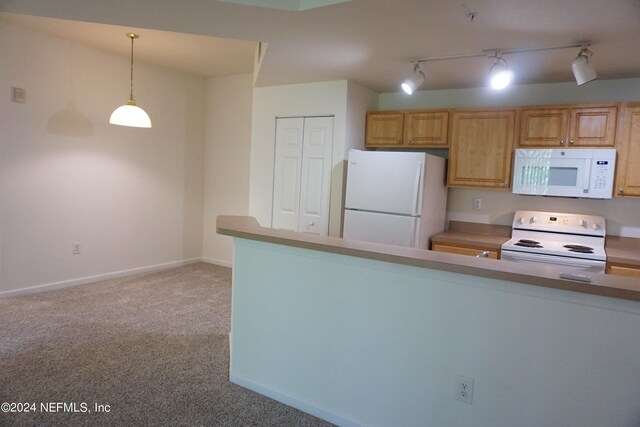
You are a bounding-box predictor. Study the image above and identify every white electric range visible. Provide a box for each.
[501,210,607,274]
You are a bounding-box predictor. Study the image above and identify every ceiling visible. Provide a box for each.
[1,0,639,92]
[0,13,256,78]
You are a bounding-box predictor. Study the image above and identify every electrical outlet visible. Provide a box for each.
[473,198,482,210]
[72,243,81,255]
[455,375,474,404]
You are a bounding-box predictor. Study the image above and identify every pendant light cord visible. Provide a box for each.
[129,34,135,102]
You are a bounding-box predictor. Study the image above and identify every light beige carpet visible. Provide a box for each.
[0,262,333,426]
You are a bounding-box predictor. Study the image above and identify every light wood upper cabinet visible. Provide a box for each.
[365,110,448,148]
[365,111,404,146]
[615,105,640,197]
[518,105,617,147]
[403,111,449,147]
[569,107,617,146]
[519,109,569,146]
[448,109,516,189]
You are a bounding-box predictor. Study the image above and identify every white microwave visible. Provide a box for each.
[512,148,616,199]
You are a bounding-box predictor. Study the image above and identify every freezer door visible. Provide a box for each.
[345,150,425,216]
[343,209,420,248]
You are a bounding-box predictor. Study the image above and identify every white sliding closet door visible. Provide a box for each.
[272,116,333,235]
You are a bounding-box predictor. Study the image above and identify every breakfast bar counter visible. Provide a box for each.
[217,215,640,427]
[217,216,640,427]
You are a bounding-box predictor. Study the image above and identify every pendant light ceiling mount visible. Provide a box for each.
[109,32,152,128]
[400,41,596,94]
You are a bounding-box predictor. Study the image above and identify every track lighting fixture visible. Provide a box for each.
[488,53,513,90]
[401,41,595,94]
[572,47,597,86]
[110,33,152,128]
[401,63,425,95]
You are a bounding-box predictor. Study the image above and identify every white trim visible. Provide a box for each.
[201,256,233,268]
[229,373,365,427]
[0,258,202,299]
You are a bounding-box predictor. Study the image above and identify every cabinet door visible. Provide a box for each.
[607,264,640,278]
[616,106,640,197]
[404,111,449,147]
[432,243,499,259]
[568,106,617,147]
[365,111,404,147]
[448,110,516,189]
[518,108,569,146]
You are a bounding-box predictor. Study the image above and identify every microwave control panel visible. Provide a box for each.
[589,153,616,198]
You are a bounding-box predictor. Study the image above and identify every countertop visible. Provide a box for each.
[606,236,640,267]
[217,215,640,302]
[432,221,640,267]
[431,221,511,250]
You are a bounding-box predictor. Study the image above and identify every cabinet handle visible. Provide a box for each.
[476,251,490,258]
[619,188,624,195]
[569,140,574,145]
[396,139,400,144]
[560,139,565,145]
[407,139,412,144]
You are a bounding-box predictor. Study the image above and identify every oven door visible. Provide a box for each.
[501,250,606,273]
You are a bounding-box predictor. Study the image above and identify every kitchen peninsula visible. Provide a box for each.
[217,215,640,427]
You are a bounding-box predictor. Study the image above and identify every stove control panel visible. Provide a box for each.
[512,210,606,237]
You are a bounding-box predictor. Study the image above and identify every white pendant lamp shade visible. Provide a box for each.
[572,48,597,86]
[110,100,152,128]
[110,33,152,128]
[488,56,513,90]
[401,64,425,95]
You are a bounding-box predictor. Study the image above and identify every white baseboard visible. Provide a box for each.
[0,258,202,299]
[229,373,364,427]
[201,256,233,268]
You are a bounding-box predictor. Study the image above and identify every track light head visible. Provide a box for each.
[488,54,513,90]
[401,63,425,95]
[572,47,597,86]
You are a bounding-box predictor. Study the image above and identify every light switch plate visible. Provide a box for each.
[11,87,26,103]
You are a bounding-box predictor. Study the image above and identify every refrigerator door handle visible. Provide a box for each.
[411,161,422,216]
[411,218,418,247]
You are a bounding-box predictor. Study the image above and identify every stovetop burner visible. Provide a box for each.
[514,239,543,248]
[563,244,594,254]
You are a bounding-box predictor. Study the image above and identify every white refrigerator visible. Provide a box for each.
[343,150,448,249]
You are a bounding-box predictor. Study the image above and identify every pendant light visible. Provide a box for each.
[110,33,152,128]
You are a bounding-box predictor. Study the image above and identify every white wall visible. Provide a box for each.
[202,74,253,266]
[345,81,379,153]
[378,78,640,237]
[231,238,640,427]
[0,22,206,296]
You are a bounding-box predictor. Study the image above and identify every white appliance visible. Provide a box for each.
[501,210,607,274]
[343,150,447,248]
[512,148,616,199]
